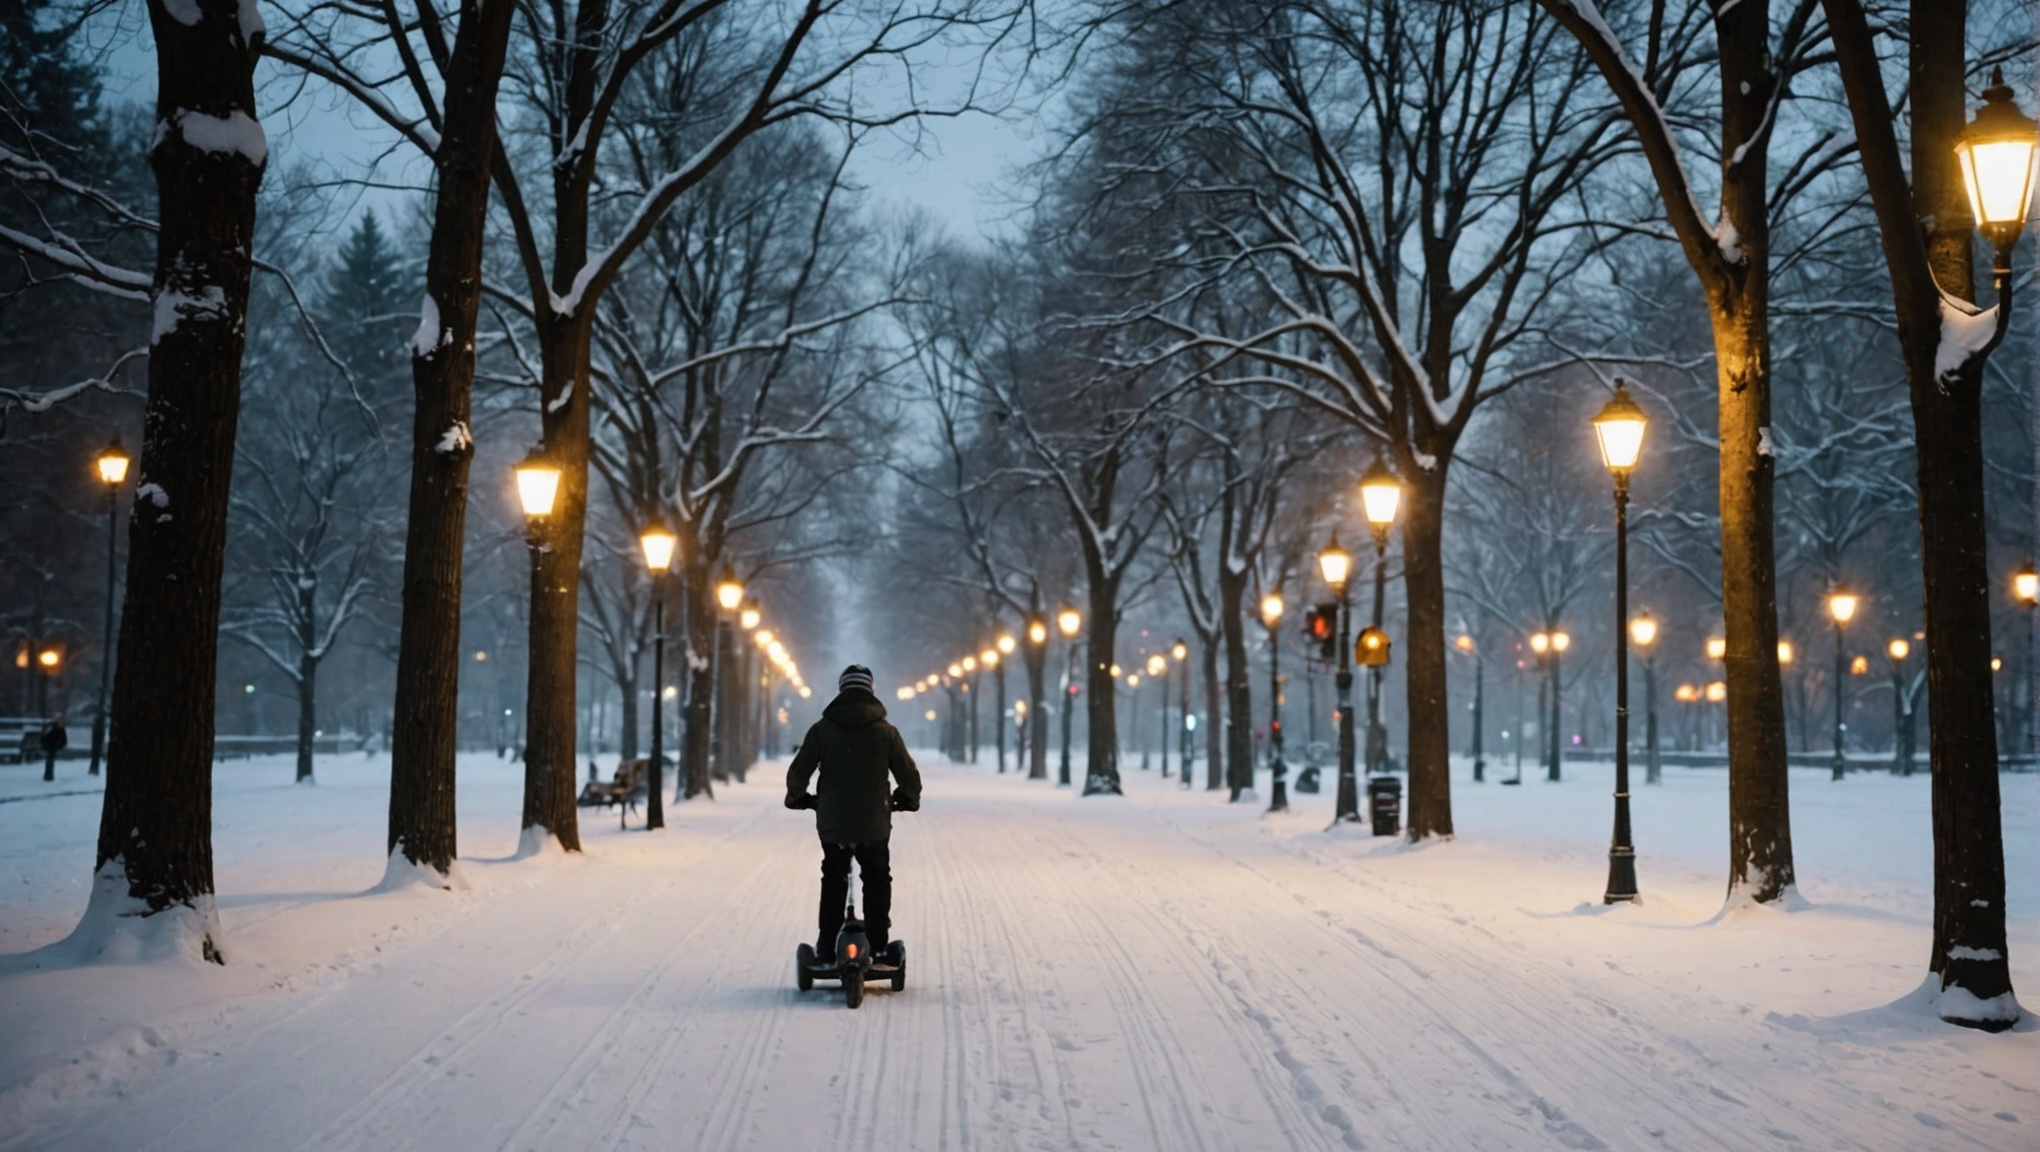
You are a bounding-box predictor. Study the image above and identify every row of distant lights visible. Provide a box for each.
[897,633,1019,702]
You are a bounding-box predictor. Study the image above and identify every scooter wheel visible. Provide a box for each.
[888,942,906,991]
[845,972,863,1009]
[796,944,815,992]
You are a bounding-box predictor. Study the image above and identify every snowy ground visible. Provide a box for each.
[0,749,2034,1151]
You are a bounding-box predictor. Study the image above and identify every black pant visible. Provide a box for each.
[818,838,890,954]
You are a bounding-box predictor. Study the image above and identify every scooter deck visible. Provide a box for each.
[803,958,901,979]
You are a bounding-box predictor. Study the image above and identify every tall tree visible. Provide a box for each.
[1817,0,2020,1030]
[1537,0,1835,901]
[91,0,266,962]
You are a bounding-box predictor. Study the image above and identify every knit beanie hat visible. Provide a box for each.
[838,664,874,694]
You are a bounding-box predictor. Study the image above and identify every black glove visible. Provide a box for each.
[785,793,816,810]
[890,789,919,813]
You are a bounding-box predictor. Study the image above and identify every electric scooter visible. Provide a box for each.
[796,900,905,1008]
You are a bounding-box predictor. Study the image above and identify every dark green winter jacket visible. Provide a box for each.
[785,689,921,842]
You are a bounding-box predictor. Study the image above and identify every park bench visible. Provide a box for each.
[577,757,652,827]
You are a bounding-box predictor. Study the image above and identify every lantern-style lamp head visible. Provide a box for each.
[1028,619,1048,646]
[981,649,999,667]
[1146,654,1166,677]
[962,656,977,672]
[1171,638,1189,661]
[1705,680,1727,703]
[948,662,964,678]
[1956,68,2039,253]
[1706,637,1727,661]
[1260,593,1285,626]
[1529,632,1549,655]
[716,568,744,611]
[1109,663,1123,678]
[739,603,761,631]
[1888,637,1911,662]
[1674,683,1698,703]
[97,436,131,487]
[1454,633,1474,652]
[2015,563,2038,606]
[1826,590,1858,626]
[1778,640,1795,666]
[1628,613,1658,649]
[1359,456,1402,534]
[1126,673,1141,688]
[997,634,1017,655]
[37,648,60,670]
[1057,608,1082,637]
[1592,384,1649,477]
[755,629,774,648]
[638,521,678,574]
[514,447,560,519]
[1318,534,1353,593]
[1551,631,1570,653]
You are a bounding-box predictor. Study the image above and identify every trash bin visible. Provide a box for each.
[1367,774,1401,837]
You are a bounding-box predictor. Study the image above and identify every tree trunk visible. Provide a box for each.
[1202,632,1223,790]
[521,317,591,851]
[1400,465,1453,838]
[297,651,316,784]
[93,0,264,963]
[1083,576,1122,794]
[1817,0,2014,1025]
[387,0,515,877]
[681,566,715,799]
[1025,639,1048,779]
[1219,564,1253,799]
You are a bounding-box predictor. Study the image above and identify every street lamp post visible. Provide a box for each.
[1456,633,1484,782]
[1320,535,1358,823]
[988,642,1010,773]
[37,648,61,781]
[739,601,761,773]
[514,447,561,784]
[1359,458,1401,777]
[1548,630,1569,779]
[963,655,981,764]
[639,521,677,830]
[1261,595,1287,812]
[1592,382,1648,904]
[2015,565,2037,759]
[1888,637,1915,775]
[713,568,744,781]
[1826,590,1859,781]
[1027,618,1048,779]
[1629,613,1660,784]
[1146,652,1169,779]
[1057,607,1081,786]
[90,436,129,777]
[1173,638,1191,788]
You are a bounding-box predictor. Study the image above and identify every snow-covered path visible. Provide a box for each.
[2,753,2034,1150]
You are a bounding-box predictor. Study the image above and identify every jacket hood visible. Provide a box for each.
[822,688,888,729]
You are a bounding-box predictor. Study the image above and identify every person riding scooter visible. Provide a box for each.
[785,665,921,963]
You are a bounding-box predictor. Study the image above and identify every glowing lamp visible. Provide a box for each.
[2015,564,2038,606]
[981,649,999,667]
[1454,634,1474,652]
[514,448,560,519]
[1317,534,1352,592]
[1706,637,1727,661]
[739,603,761,631]
[1777,641,1794,666]
[97,436,130,486]
[1359,456,1401,529]
[1888,638,1910,661]
[638,522,678,574]
[1260,593,1284,626]
[1955,69,2038,250]
[1826,591,1858,626]
[1551,631,1570,653]
[716,569,744,611]
[1057,608,1082,638]
[1705,681,1727,703]
[1628,614,1657,648]
[1529,632,1549,655]
[1146,654,1166,677]
[1591,384,1649,474]
[997,635,1016,655]
[1171,638,1188,661]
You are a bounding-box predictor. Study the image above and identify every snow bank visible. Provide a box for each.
[373,845,468,893]
[5,861,224,971]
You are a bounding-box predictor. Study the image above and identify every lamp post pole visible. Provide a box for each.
[1174,639,1192,789]
[1548,637,1565,782]
[90,436,128,776]
[1591,384,1648,904]
[1059,644,1077,786]
[1365,530,1388,776]
[1158,667,1170,779]
[1832,615,1847,781]
[1265,602,1287,813]
[1642,652,1659,784]
[1330,563,1359,823]
[994,650,1008,774]
[648,581,666,829]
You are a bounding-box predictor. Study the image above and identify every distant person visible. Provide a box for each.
[785,665,921,962]
[40,714,67,783]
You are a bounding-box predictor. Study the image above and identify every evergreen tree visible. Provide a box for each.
[319,210,413,400]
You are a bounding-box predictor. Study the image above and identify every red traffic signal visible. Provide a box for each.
[1304,603,1338,659]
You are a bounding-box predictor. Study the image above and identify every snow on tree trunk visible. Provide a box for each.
[91,0,266,965]
[387,0,515,881]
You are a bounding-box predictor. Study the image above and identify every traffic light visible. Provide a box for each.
[1305,603,1338,660]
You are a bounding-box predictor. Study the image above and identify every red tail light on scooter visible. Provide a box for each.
[844,943,859,960]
